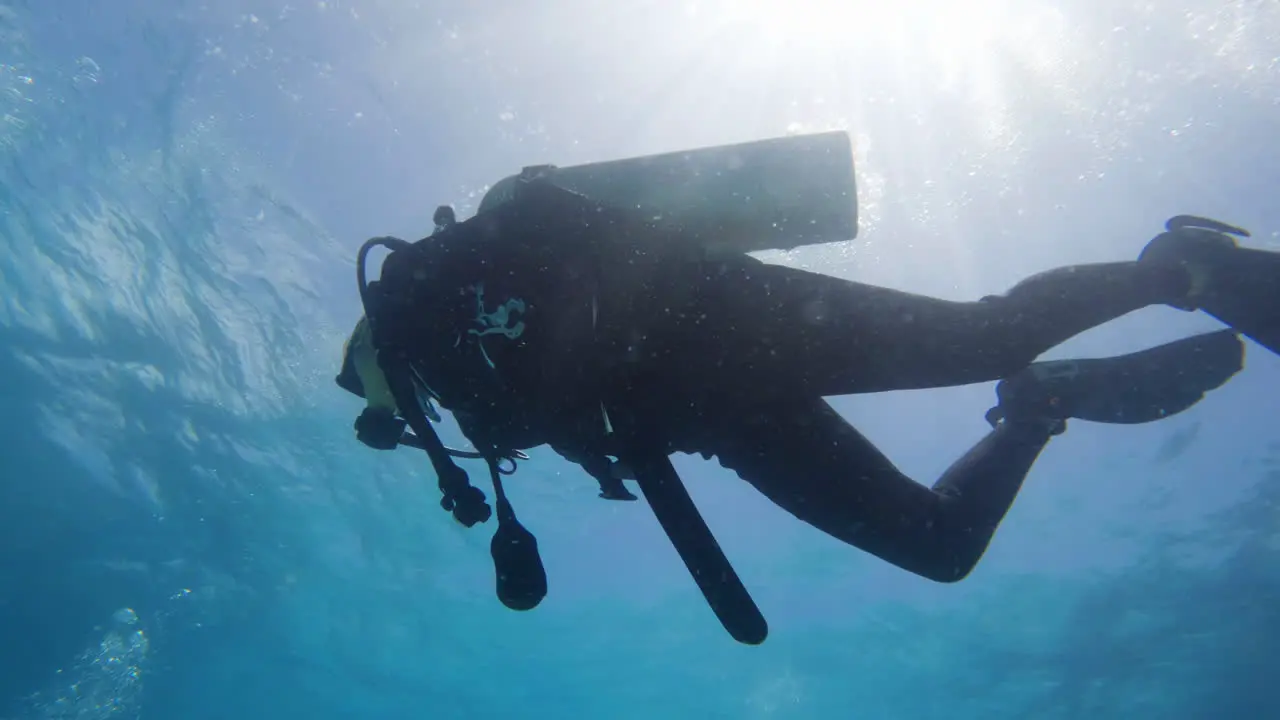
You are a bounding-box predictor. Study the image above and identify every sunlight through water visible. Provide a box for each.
[5,0,1280,717]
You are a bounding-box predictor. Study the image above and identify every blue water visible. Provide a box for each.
[2,1,1279,717]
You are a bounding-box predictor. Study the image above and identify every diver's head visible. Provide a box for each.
[335,316,399,412]
[336,316,442,422]
[336,316,373,399]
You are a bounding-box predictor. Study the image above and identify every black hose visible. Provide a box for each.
[356,235,488,523]
[355,233,546,610]
[356,236,412,309]
[398,432,528,474]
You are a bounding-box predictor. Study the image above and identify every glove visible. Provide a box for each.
[354,408,406,450]
[438,464,492,527]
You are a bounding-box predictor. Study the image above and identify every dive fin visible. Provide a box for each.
[1186,245,1280,356]
[1144,216,1280,355]
[626,450,769,645]
[988,330,1244,427]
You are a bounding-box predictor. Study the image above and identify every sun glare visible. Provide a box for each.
[669,0,1078,268]
[689,0,1075,151]
[712,0,1017,72]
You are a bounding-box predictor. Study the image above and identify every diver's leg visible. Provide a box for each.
[695,397,1051,582]
[671,255,1192,397]
[689,330,1244,581]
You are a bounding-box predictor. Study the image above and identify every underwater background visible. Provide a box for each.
[2,0,1279,717]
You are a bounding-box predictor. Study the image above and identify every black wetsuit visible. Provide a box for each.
[614,252,1188,582]
[372,180,1191,584]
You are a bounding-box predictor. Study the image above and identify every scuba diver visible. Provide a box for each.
[335,131,1277,645]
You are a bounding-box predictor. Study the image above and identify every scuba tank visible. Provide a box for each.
[478,130,859,254]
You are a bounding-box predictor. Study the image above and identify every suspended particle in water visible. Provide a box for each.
[112,607,139,626]
[74,56,101,88]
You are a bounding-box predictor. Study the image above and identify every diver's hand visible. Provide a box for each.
[598,461,638,501]
[438,465,492,527]
[442,484,492,526]
[598,483,638,502]
[354,408,406,450]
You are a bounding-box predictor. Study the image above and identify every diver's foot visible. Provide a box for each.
[1138,215,1250,311]
[984,363,1072,435]
[1139,216,1280,355]
[985,330,1244,431]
